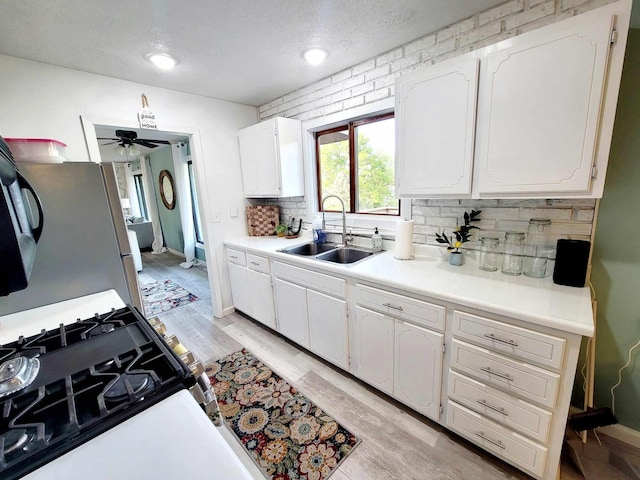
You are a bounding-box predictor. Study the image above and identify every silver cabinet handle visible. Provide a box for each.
[229,255,238,259]
[477,399,508,416]
[475,431,506,449]
[383,303,403,311]
[484,333,518,347]
[250,261,260,266]
[480,367,513,381]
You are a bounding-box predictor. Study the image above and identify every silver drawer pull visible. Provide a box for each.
[250,261,260,266]
[480,367,513,381]
[477,399,508,416]
[229,255,238,259]
[475,431,506,449]
[484,333,518,347]
[383,303,404,311]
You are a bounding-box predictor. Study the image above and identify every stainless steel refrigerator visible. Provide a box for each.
[0,162,143,316]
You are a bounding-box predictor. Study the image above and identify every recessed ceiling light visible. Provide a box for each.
[303,48,328,66]
[147,53,177,70]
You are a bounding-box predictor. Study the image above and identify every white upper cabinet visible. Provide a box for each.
[238,117,304,198]
[396,58,479,197]
[394,1,630,199]
[474,14,614,196]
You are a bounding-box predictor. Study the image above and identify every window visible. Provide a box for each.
[133,174,149,219]
[316,113,398,215]
[187,160,205,244]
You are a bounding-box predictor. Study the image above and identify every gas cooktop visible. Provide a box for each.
[0,306,195,479]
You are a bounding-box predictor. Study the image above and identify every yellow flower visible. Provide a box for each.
[454,241,462,249]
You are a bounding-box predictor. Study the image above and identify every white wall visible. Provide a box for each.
[0,54,257,313]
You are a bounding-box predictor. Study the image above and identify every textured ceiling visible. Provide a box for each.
[0,0,511,106]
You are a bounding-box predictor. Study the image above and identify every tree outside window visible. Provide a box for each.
[316,113,398,215]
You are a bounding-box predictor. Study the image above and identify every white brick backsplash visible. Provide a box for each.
[561,0,591,9]
[256,0,605,242]
[574,209,595,222]
[412,206,441,216]
[375,73,400,89]
[364,65,391,82]
[365,88,390,103]
[344,95,365,109]
[519,207,573,220]
[405,34,436,55]
[376,48,403,66]
[331,90,351,103]
[460,21,503,47]
[420,37,459,61]
[352,59,376,76]
[391,54,421,73]
[331,69,352,83]
[438,17,476,42]
[479,0,524,25]
[351,83,375,97]
[504,1,555,30]
[343,74,365,89]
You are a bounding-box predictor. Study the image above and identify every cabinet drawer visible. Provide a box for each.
[453,311,566,369]
[354,284,445,332]
[273,262,346,299]
[226,248,246,266]
[450,340,560,408]
[448,371,552,444]
[246,253,270,274]
[446,401,548,477]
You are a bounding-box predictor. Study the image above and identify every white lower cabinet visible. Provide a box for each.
[272,263,348,368]
[273,278,309,348]
[247,269,276,329]
[227,250,275,330]
[307,290,348,370]
[352,306,395,395]
[352,289,444,422]
[228,262,251,314]
[394,321,443,420]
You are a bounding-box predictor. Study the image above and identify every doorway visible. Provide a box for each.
[81,116,224,319]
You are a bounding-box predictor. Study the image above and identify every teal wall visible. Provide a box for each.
[148,147,184,253]
[589,29,640,430]
[195,245,206,261]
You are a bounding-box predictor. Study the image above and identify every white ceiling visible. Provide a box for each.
[0,0,514,106]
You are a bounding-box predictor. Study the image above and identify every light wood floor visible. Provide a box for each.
[139,251,635,480]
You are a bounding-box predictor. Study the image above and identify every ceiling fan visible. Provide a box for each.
[97,130,171,150]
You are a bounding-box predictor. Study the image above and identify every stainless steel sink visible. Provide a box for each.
[280,242,338,256]
[316,247,376,264]
[279,242,380,265]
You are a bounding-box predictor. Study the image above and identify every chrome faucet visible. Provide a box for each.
[321,195,349,247]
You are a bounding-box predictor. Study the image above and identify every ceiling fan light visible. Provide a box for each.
[116,145,125,155]
[147,53,177,70]
[128,146,141,156]
[303,48,328,66]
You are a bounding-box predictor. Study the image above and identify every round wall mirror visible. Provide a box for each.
[159,170,176,210]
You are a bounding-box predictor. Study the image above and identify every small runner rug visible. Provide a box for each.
[206,348,360,480]
[140,279,198,316]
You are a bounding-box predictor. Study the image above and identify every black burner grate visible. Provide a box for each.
[0,306,195,480]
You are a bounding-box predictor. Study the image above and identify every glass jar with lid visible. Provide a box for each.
[478,237,500,272]
[501,232,525,276]
[523,218,553,278]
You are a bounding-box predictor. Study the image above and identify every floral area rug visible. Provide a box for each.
[140,279,198,316]
[206,348,360,480]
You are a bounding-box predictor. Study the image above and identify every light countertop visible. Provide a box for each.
[224,235,594,337]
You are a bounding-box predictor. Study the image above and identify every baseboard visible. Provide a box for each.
[167,248,185,258]
[599,424,640,449]
[222,306,236,317]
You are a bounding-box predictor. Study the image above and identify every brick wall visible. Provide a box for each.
[254,0,615,245]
